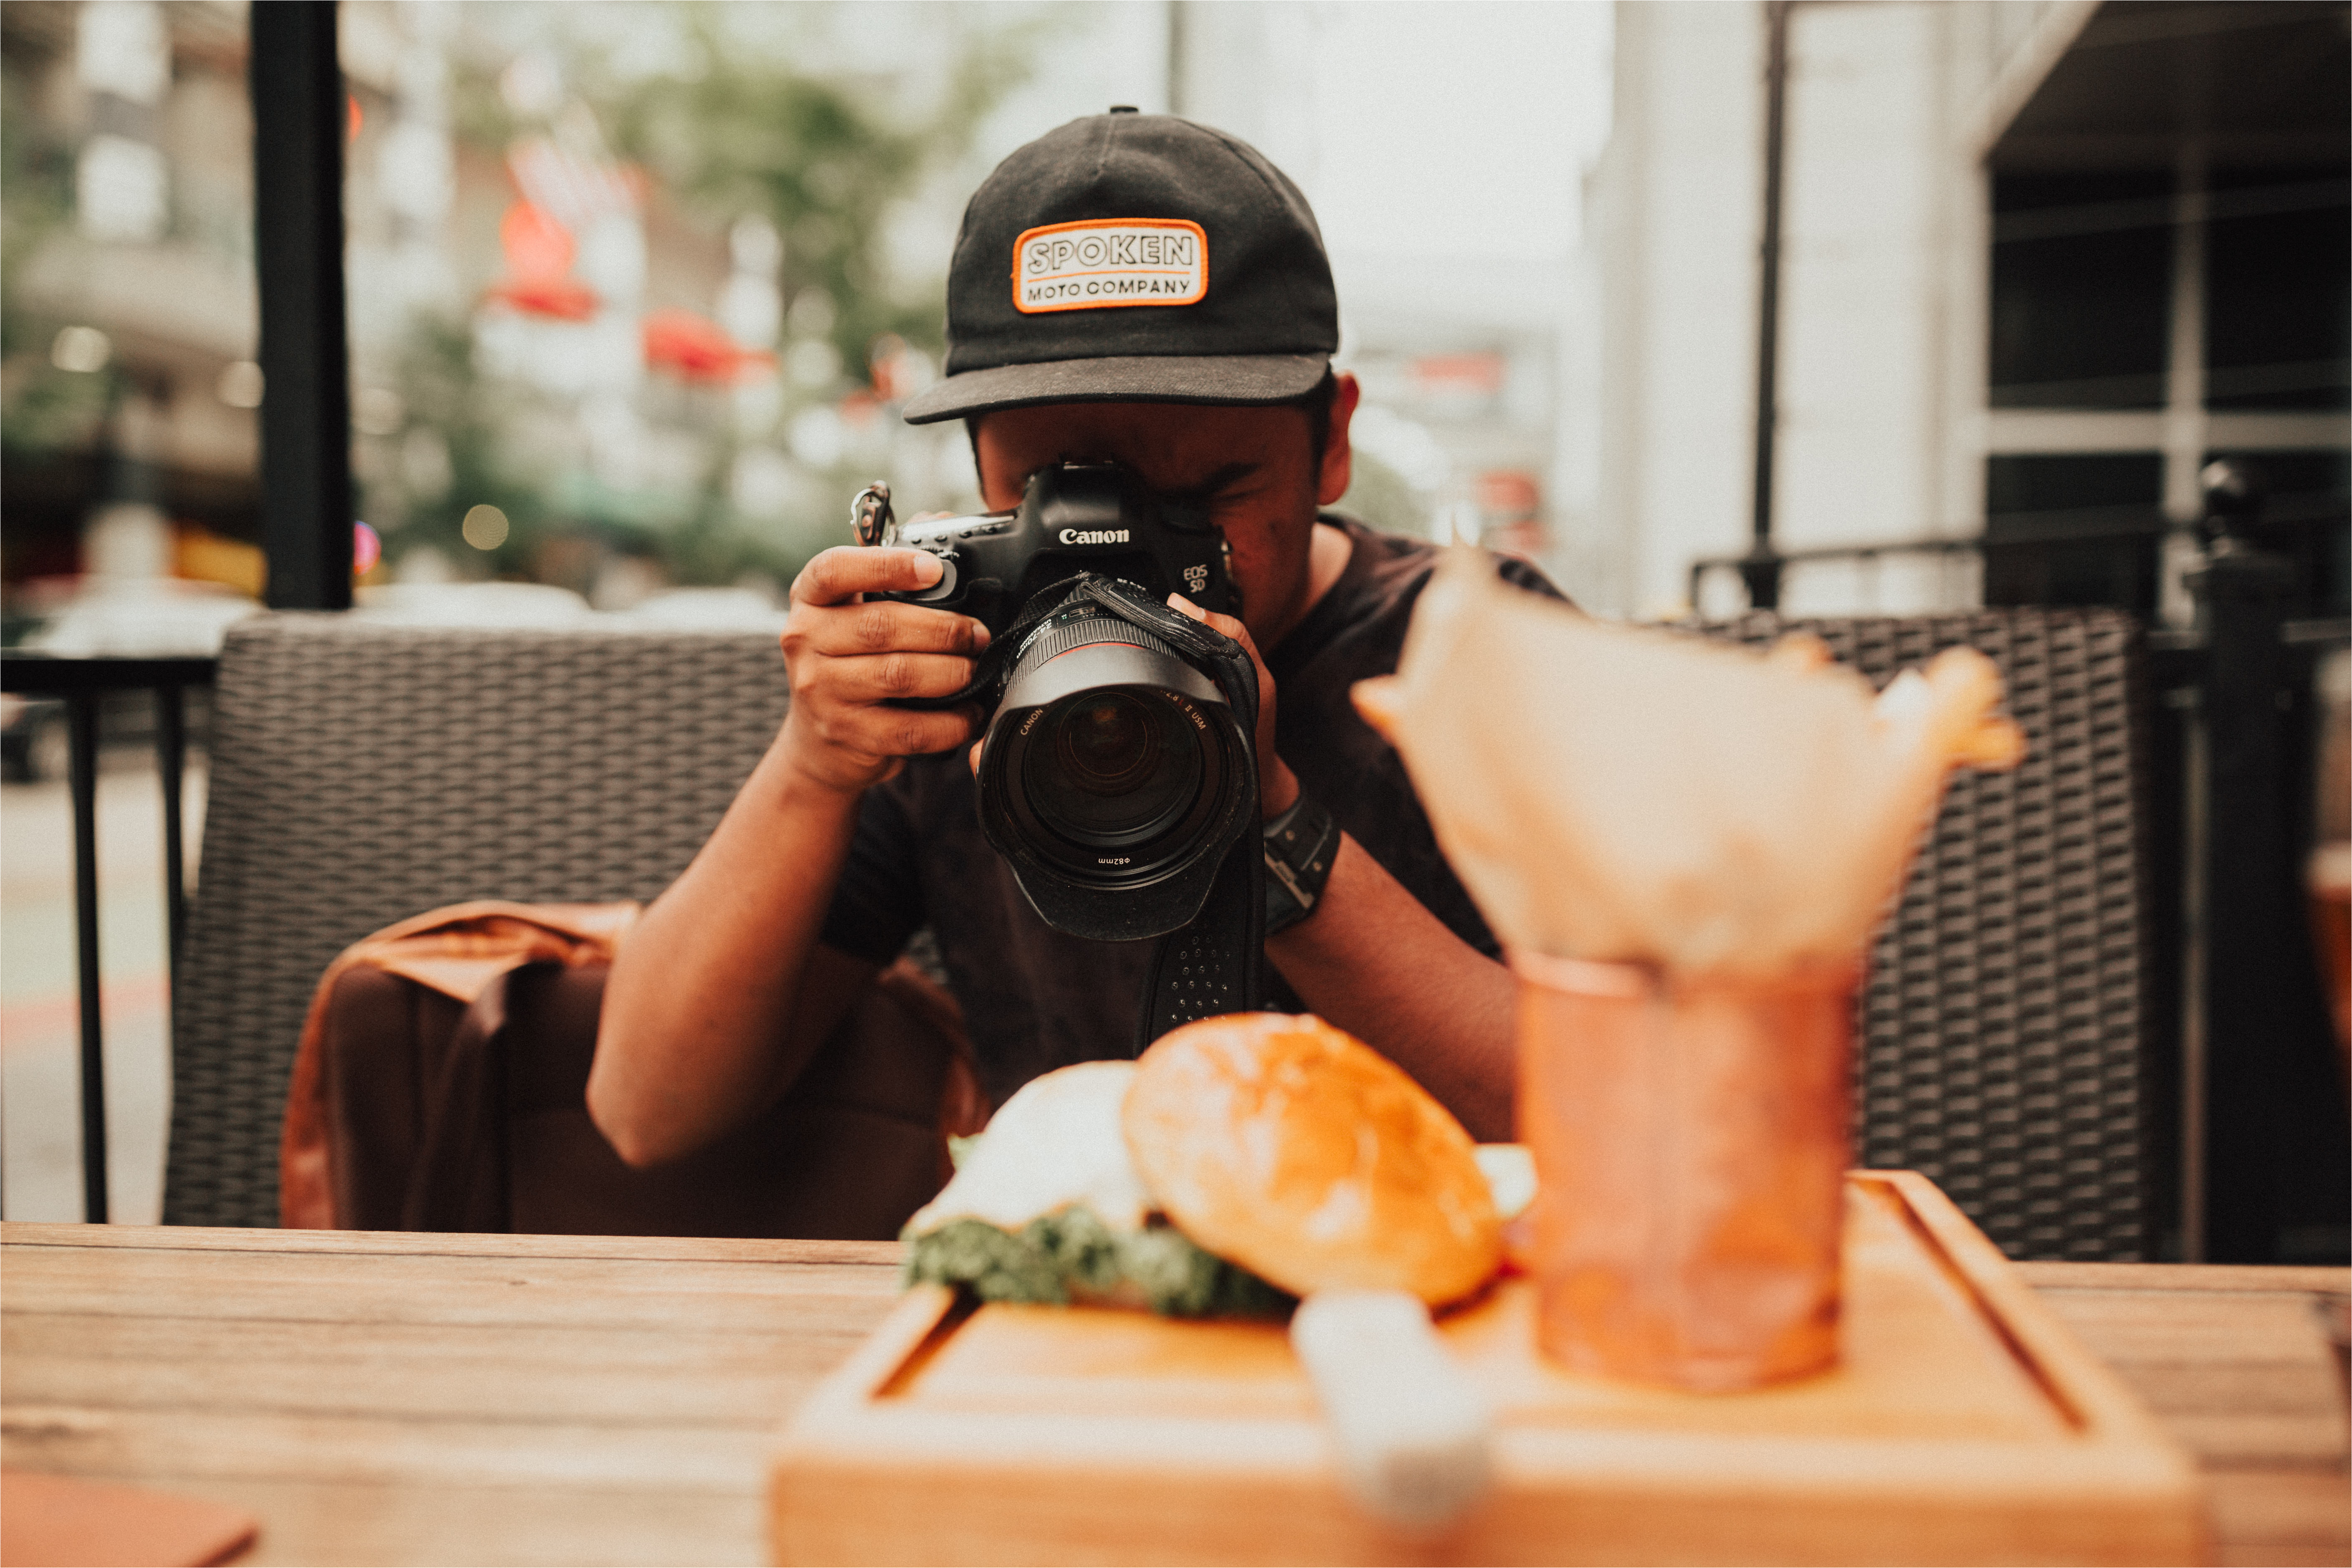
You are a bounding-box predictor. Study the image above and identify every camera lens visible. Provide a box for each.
[1060,694,1157,790]
[977,587,1257,936]
[1025,690,1203,846]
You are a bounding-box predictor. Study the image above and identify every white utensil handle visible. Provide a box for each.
[1290,1290,1493,1530]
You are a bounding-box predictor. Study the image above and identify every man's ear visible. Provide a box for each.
[1316,372,1361,508]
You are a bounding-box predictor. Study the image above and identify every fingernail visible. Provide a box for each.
[911,552,943,586]
[1167,592,1203,619]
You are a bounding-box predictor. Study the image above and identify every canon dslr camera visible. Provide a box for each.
[852,463,1258,942]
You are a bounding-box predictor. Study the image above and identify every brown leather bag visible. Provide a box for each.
[280,900,988,1238]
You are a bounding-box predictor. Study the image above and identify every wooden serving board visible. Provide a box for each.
[768,1172,2205,1566]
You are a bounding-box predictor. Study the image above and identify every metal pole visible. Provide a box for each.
[2188,463,2299,1262]
[250,0,353,610]
[1741,0,1792,613]
[1167,0,1189,118]
[66,692,109,1224]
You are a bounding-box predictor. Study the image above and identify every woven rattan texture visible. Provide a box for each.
[164,616,788,1228]
[1693,609,2150,1261]
[167,610,2150,1254]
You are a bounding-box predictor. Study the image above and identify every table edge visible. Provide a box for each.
[0,1222,905,1268]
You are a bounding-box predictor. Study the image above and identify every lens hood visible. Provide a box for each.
[978,593,1257,941]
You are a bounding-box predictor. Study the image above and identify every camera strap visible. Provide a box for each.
[1132,830,1266,1050]
[912,572,1243,720]
[1056,581,1269,1053]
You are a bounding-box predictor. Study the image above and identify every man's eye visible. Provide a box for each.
[1170,463,1264,508]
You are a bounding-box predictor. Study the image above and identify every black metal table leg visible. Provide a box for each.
[66,689,109,1224]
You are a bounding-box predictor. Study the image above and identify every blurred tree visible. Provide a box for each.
[1,8,116,468]
[392,1,1041,594]
[365,316,554,580]
[1333,449,1429,541]
[588,6,1037,369]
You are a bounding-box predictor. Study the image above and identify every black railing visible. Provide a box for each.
[1688,473,2351,1263]
[0,654,218,1222]
[1688,515,2184,610]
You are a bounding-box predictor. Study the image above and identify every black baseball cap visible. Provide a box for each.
[900,109,1338,425]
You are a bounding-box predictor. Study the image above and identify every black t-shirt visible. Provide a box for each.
[819,515,1561,1109]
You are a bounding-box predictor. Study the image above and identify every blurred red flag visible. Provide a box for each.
[642,308,777,384]
[485,201,599,321]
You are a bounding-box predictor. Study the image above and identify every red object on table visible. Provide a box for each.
[0,1471,256,1567]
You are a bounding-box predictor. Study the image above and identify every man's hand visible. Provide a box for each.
[779,546,990,795]
[1168,591,1299,818]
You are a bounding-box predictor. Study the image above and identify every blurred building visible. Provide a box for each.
[5,3,1627,615]
[332,1,1021,608]
[1592,0,2348,619]
[1594,0,2350,1268]
[1165,2,1611,581]
[28,2,2330,631]
[1,1,264,609]
[3,1,1036,621]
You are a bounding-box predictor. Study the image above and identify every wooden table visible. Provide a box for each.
[3,1225,2344,1567]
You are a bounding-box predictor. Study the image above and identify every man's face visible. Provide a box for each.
[971,376,1357,643]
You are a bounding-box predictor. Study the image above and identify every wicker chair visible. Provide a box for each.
[167,607,2154,1259]
[164,614,793,1229]
[1690,609,2153,1261]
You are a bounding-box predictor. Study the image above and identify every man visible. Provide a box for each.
[590,110,1548,1162]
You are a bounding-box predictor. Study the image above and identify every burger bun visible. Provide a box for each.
[1123,1013,1501,1306]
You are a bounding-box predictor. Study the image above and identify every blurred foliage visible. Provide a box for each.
[366,315,802,592]
[0,7,120,466]
[1331,448,1427,540]
[3,0,1043,597]
[597,14,1036,371]
[601,10,1029,359]
[0,5,73,349]
[366,316,550,578]
[391,1,1043,593]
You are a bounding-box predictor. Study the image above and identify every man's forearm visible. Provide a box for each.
[589,737,872,1166]
[1265,832,1517,1140]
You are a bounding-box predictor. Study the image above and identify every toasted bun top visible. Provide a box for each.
[1122,1013,1501,1305]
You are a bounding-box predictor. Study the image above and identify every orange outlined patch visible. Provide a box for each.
[1012,219,1208,314]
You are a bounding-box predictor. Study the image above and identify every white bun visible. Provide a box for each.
[1123,1013,1501,1305]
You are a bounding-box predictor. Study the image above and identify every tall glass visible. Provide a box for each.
[1512,950,1859,1391]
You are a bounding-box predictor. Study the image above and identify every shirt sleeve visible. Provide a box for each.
[816,785,925,965]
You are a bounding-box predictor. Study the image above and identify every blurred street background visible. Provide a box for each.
[7,1,2341,627]
[2,0,2344,1240]
[1,0,1615,619]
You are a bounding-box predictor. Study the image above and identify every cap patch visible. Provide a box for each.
[1013,219,1208,314]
